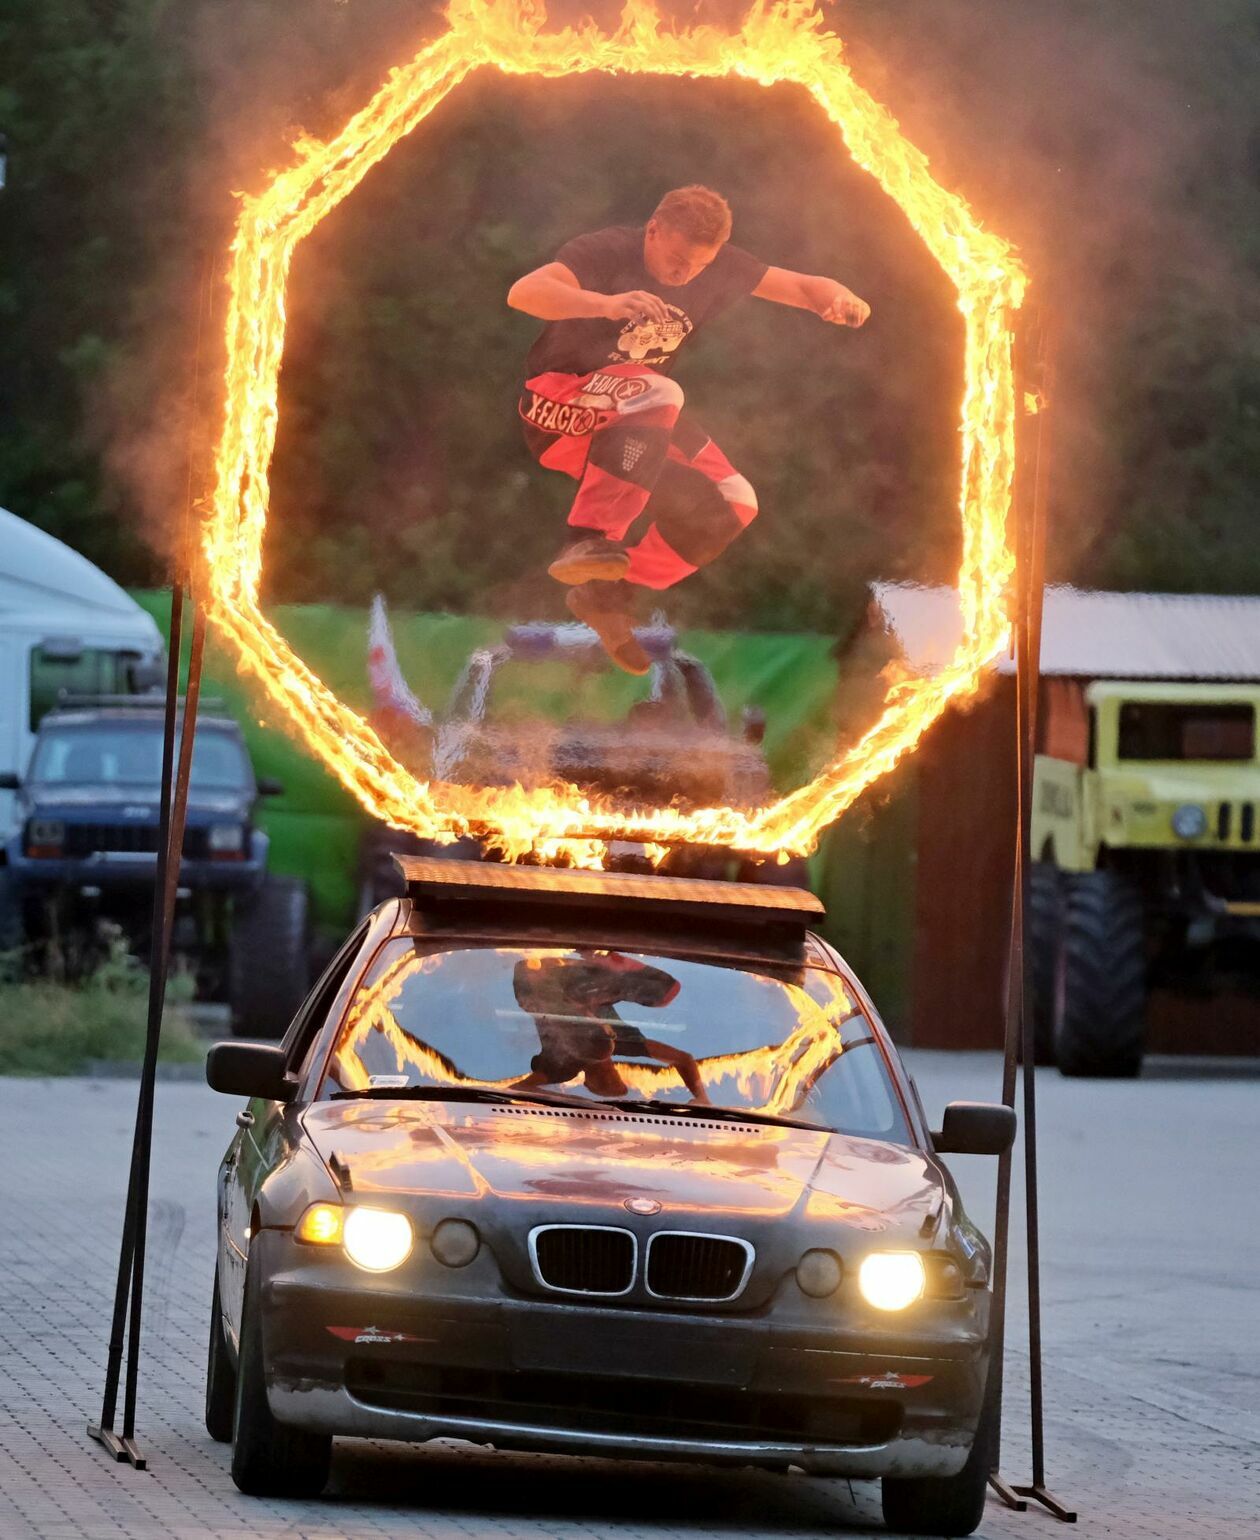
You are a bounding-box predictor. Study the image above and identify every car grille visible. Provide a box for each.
[59,824,211,857]
[530,1226,636,1296]
[1217,802,1257,843]
[646,1233,752,1301]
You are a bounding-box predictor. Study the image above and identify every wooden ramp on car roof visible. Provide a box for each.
[393,855,824,955]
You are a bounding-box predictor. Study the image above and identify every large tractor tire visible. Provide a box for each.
[228,876,311,1039]
[1056,868,1147,1078]
[1027,863,1066,1066]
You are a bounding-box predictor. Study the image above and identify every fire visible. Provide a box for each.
[203,0,1027,863]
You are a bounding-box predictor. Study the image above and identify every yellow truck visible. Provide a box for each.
[1030,680,1260,1076]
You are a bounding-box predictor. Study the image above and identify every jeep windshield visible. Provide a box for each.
[1117,702,1255,762]
[29,722,252,791]
[318,942,912,1143]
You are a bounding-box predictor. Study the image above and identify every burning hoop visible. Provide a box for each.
[202,0,1027,863]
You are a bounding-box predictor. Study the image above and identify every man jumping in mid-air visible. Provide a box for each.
[508,184,870,673]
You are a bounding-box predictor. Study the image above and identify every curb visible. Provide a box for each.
[81,1059,205,1082]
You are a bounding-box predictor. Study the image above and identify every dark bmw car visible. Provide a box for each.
[206,859,1013,1534]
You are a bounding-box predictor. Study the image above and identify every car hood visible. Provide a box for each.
[301,1100,944,1238]
[21,785,249,818]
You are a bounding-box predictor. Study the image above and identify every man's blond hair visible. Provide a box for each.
[651,185,732,245]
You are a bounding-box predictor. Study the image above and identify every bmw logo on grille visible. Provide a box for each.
[624,1197,662,1216]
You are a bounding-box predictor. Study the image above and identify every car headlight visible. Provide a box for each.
[796,1248,843,1298]
[296,1202,344,1246]
[342,1206,414,1273]
[207,822,246,853]
[431,1218,480,1268]
[27,818,65,851]
[858,1251,926,1311]
[1171,803,1207,840]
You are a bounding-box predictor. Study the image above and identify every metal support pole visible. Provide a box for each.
[987,310,1076,1521]
[88,250,213,1470]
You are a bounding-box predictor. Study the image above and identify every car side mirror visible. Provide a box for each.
[0,771,19,791]
[256,775,285,797]
[932,1101,1016,1157]
[205,1041,296,1102]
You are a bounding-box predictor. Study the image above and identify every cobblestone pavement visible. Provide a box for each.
[3,1052,1257,1539]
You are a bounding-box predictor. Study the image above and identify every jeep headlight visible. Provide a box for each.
[858,1251,926,1311]
[207,822,246,853]
[342,1206,414,1273]
[1171,803,1207,840]
[27,818,65,852]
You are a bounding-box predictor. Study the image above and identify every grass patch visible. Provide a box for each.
[0,949,203,1077]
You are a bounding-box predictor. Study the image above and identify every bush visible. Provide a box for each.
[0,942,202,1077]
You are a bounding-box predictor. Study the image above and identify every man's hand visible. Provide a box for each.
[602,289,673,325]
[816,281,871,328]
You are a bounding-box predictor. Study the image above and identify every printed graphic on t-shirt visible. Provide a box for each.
[615,304,693,365]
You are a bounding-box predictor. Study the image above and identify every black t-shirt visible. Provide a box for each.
[525,225,768,379]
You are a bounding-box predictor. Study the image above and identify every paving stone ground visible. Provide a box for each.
[3,1051,1257,1539]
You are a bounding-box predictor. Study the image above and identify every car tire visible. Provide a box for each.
[880,1370,997,1537]
[1027,863,1066,1066]
[228,876,311,1039]
[1056,868,1147,1078]
[204,1264,236,1443]
[231,1251,331,1497]
[0,869,25,976]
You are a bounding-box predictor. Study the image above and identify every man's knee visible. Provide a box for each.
[718,471,758,526]
[624,373,684,416]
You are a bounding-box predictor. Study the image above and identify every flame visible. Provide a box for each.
[203,0,1027,863]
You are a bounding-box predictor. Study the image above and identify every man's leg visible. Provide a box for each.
[622,416,759,591]
[521,367,686,584]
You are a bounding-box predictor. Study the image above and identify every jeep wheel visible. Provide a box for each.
[0,870,24,975]
[1027,863,1066,1066]
[227,876,311,1039]
[231,1252,330,1496]
[1056,869,1147,1078]
[880,1371,997,1536]
[204,1264,236,1442]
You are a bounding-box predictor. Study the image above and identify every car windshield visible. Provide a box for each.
[29,723,252,790]
[318,942,911,1142]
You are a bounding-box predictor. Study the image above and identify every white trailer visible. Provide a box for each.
[0,506,164,840]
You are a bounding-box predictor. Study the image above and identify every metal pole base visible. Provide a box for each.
[988,1471,1028,1511]
[86,1423,147,1470]
[1014,1484,1077,1522]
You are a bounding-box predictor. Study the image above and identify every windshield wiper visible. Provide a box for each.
[329,1085,591,1109]
[592,1098,822,1132]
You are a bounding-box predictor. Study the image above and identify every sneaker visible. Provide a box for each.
[565,583,651,675]
[548,535,631,585]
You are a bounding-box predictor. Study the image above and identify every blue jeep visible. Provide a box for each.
[0,700,310,1037]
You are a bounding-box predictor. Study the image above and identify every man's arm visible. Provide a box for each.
[753,265,871,328]
[643,1039,710,1104]
[507,261,672,325]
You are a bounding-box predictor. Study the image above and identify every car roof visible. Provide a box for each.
[38,707,242,732]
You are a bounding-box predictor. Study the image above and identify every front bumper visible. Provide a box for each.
[8,853,264,892]
[255,1236,989,1479]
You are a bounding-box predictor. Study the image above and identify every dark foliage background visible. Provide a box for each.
[1,1,1257,629]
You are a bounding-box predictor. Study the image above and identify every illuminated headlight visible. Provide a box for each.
[1171,803,1207,840]
[858,1251,926,1311]
[342,1206,414,1273]
[207,822,246,853]
[795,1249,844,1298]
[27,818,65,849]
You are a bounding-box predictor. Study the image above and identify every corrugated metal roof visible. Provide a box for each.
[869,583,1260,681]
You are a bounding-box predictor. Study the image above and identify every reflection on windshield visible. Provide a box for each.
[322,944,908,1141]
